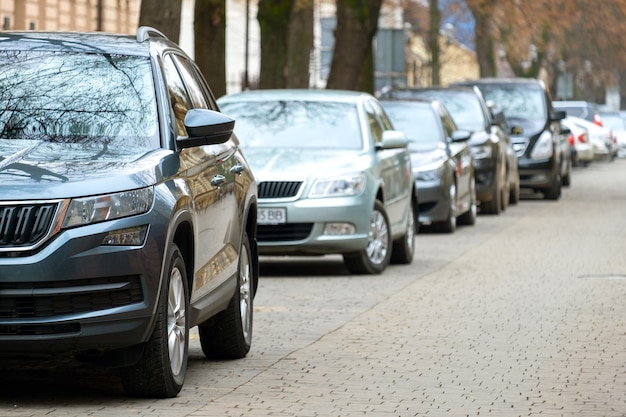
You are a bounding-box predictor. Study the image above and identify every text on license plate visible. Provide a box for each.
[259,208,287,224]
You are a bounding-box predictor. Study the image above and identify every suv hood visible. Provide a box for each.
[0,140,171,199]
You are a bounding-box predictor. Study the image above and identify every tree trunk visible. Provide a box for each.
[194,0,227,98]
[139,0,182,43]
[258,0,293,89]
[286,0,314,88]
[467,0,496,78]
[428,0,441,86]
[326,0,383,93]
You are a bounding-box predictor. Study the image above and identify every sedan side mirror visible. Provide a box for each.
[550,109,566,121]
[450,130,472,142]
[378,130,409,150]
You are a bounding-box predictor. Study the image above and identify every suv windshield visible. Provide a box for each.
[0,51,159,147]
[478,85,547,123]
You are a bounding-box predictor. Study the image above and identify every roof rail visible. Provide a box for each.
[136,26,168,42]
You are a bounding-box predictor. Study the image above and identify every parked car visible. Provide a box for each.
[0,28,259,398]
[380,98,476,233]
[380,86,519,213]
[217,89,417,275]
[561,117,594,166]
[566,116,616,162]
[598,111,623,159]
[453,78,569,199]
[553,100,602,125]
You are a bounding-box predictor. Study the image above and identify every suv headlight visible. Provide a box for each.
[309,173,366,198]
[530,131,554,159]
[62,186,154,228]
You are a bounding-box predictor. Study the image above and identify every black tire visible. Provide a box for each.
[120,244,189,398]
[562,160,572,187]
[543,172,562,200]
[509,179,520,205]
[343,200,392,274]
[481,170,502,215]
[390,202,416,265]
[199,232,254,359]
[434,183,456,233]
[458,177,477,226]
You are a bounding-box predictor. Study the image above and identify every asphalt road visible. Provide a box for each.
[3,158,626,417]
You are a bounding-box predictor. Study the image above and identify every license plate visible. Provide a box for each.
[258,208,287,225]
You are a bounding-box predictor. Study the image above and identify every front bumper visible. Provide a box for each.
[0,214,165,356]
[415,179,450,224]
[257,193,375,255]
[517,156,557,189]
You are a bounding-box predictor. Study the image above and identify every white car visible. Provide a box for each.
[561,117,594,166]
[565,116,614,162]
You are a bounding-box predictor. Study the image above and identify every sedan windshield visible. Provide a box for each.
[479,86,547,123]
[219,100,363,149]
[0,51,159,148]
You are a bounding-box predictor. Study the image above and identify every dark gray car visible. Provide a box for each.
[0,28,258,398]
[380,87,520,214]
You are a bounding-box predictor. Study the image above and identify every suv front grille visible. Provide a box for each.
[258,181,302,199]
[0,203,58,247]
[0,275,144,321]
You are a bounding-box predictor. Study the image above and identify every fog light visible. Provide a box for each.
[323,223,356,235]
[102,225,149,246]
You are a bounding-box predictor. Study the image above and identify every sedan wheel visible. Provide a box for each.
[435,183,456,233]
[344,200,392,274]
[391,202,416,264]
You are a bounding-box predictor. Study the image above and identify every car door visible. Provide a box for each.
[439,105,472,208]
[363,98,411,231]
[162,53,240,303]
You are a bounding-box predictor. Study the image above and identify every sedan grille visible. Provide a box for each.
[0,203,58,247]
[258,223,313,242]
[258,181,302,199]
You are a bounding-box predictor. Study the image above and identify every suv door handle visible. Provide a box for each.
[211,175,226,186]
[230,163,245,175]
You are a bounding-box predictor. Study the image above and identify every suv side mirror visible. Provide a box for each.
[550,109,566,121]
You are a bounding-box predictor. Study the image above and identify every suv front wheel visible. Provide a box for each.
[121,243,190,398]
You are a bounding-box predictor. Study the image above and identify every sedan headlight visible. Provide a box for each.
[62,186,154,228]
[530,131,554,159]
[309,173,366,198]
[413,161,443,182]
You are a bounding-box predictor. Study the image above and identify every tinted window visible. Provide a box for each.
[163,55,193,137]
[0,51,158,147]
[219,100,363,149]
[381,102,444,148]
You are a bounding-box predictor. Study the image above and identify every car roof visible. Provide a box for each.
[0,30,155,57]
[453,77,546,89]
[218,89,375,104]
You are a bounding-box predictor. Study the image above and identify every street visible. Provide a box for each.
[3,158,626,417]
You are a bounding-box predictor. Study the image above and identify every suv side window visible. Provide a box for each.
[170,55,213,110]
[162,54,193,137]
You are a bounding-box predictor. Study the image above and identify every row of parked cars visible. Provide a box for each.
[1,27,618,398]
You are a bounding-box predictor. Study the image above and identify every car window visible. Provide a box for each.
[162,54,194,137]
[0,51,159,147]
[381,101,444,148]
[364,100,384,144]
[219,99,363,149]
[437,93,485,132]
[170,55,211,110]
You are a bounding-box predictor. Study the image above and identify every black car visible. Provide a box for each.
[453,78,569,200]
[380,86,520,214]
[0,28,258,398]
